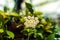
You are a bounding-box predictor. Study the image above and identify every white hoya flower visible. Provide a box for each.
[24,16,39,28]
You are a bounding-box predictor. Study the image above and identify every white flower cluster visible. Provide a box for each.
[24,16,39,28]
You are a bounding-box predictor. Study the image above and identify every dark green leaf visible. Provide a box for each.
[4,6,9,12]
[25,3,34,13]
[0,15,4,22]
[47,34,55,40]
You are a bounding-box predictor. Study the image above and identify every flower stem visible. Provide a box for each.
[0,34,3,40]
[28,33,30,40]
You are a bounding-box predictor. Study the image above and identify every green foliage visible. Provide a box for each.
[37,33,43,39]
[0,29,4,33]
[9,12,19,16]
[46,34,55,40]
[0,15,4,22]
[6,30,14,39]
[34,11,43,19]
[34,11,43,15]
[0,1,56,40]
[4,6,9,12]
[25,3,34,14]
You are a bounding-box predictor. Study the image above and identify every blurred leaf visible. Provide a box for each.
[45,18,52,23]
[0,29,4,33]
[47,34,55,40]
[6,30,14,39]
[40,1,48,6]
[37,24,43,28]
[0,10,4,13]
[33,29,37,38]
[55,26,60,33]
[4,19,9,24]
[21,28,34,36]
[0,15,4,22]
[41,19,47,25]
[34,11,43,19]
[20,17,25,22]
[25,3,34,13]
[0,10,8,18]
[4,6,9,12]
[37,15,43,19]
[37,33,43,39]
[46,30,52,33]
[34,11,43,15]
[9,12,19,16]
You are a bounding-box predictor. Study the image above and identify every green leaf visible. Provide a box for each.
[0,10,3,22]
[47,34,55,40]
[0,15,4,22]
[9,12,19,16]
[46,30,53,33]
[25,3,34,13]
[55,26,60,33]
[6,30,14,39]
[0,29,4,33]
[4,6,9,12]
[34,11,43,15]
[37,33,43,38]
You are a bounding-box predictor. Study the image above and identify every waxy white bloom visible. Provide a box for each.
[24,16,39,28]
